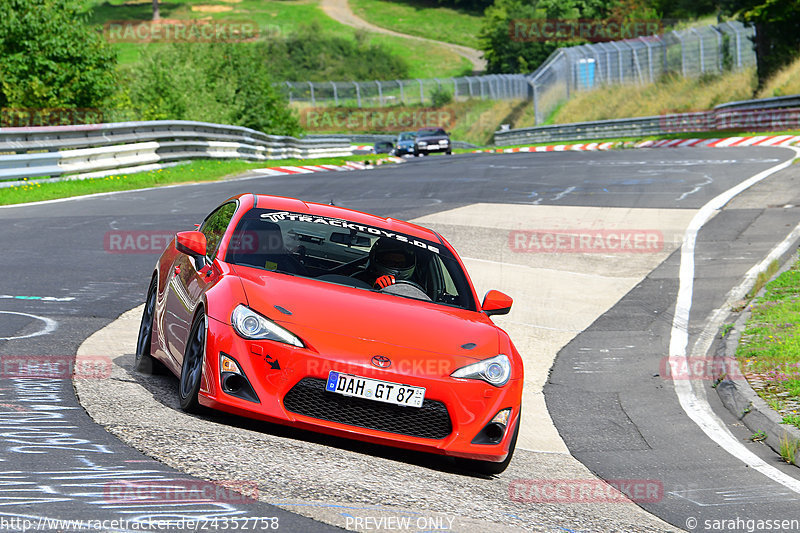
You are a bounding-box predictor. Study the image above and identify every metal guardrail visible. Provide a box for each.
[0,120,352,182]
[494,95,800,146]
[714,94,800,111]
[303,133,478,150]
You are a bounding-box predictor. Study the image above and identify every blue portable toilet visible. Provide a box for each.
[576,58,596,90]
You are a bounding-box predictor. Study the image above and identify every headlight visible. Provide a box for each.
[231,305,304,347]
[451,354,511,387]
[418,141,428,146]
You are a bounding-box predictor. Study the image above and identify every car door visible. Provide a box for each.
[165,202,237,365]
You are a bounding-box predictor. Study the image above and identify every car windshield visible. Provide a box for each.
[398,132,416,141]
[225,208,476,310]
[418,128,446,136]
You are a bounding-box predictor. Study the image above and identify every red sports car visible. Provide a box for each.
[136,194,523,473]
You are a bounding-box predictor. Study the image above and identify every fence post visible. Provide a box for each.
[734,23,743,68]
[398,80,405,104]
[417,79,424,104]
[691,28,705,73]
[673,31,686,77]
[710,25,723,72]
[285,82,293,104]
[332,82,339,106]
[355,82,361,108]
[532,82,539,125]
[640,37,654,83]
[629,43,644,84]
[452,77,458,99]
[308,81,315,106]
[467,77,473,98]
[376,80,383,106]
[609,41,624,83]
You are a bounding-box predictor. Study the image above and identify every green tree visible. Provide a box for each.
[126,43,301,135]
[480,0,613,74]
[262,24,409,82]
[727,0,800,87]
[0,0,117,110]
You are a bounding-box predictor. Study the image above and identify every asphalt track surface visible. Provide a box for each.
[1,147,800,532]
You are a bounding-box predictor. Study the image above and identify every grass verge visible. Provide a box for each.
[294,99,523,146]
[84,0,470,78]
[514,69,758,128]
[349,0,483,49]
[0,155,389,206]
[736,253,800,431]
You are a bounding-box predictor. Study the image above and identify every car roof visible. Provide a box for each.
[227,194,443,243]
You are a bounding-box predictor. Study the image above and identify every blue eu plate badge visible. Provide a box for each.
[326,372,339,392]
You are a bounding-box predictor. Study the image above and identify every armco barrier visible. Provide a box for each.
[303,133,479,151]
[0,120,352,182]
[494,95,800,146]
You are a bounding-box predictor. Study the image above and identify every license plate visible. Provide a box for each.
[325,371,425,408]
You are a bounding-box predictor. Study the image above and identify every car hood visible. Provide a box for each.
[233,266,499,362]
[416,134,448,142]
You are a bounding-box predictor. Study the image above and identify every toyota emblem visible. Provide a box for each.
[371,355,391,369]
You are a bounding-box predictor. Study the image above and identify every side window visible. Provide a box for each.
[433,254,459,296]
[200,202,237,260]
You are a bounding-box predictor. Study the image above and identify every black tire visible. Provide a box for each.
[135,277,161,373]
[179,312,207,413]
[446,150,452,155]
[413,148,420,157]
[458,410,520,475]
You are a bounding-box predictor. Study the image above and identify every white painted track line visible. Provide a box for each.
[668,147,800,493]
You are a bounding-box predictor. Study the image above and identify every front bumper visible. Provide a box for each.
[415,142,450,154]
[394,145,415,155]
[198,317,522,462]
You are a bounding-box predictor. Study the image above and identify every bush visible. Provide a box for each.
[431,85,453,107]
[263,23,409,82]
[0,0,117,111]
[125,43,301,135]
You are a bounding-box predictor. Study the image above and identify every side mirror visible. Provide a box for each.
[481,290,512,316]
[176,231,207,258]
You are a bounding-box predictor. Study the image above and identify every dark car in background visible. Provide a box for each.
[373,141,394,154]
[414,127,451,156]
[393,131,417,156]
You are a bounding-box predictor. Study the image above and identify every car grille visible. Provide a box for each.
[283,378,452,440]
